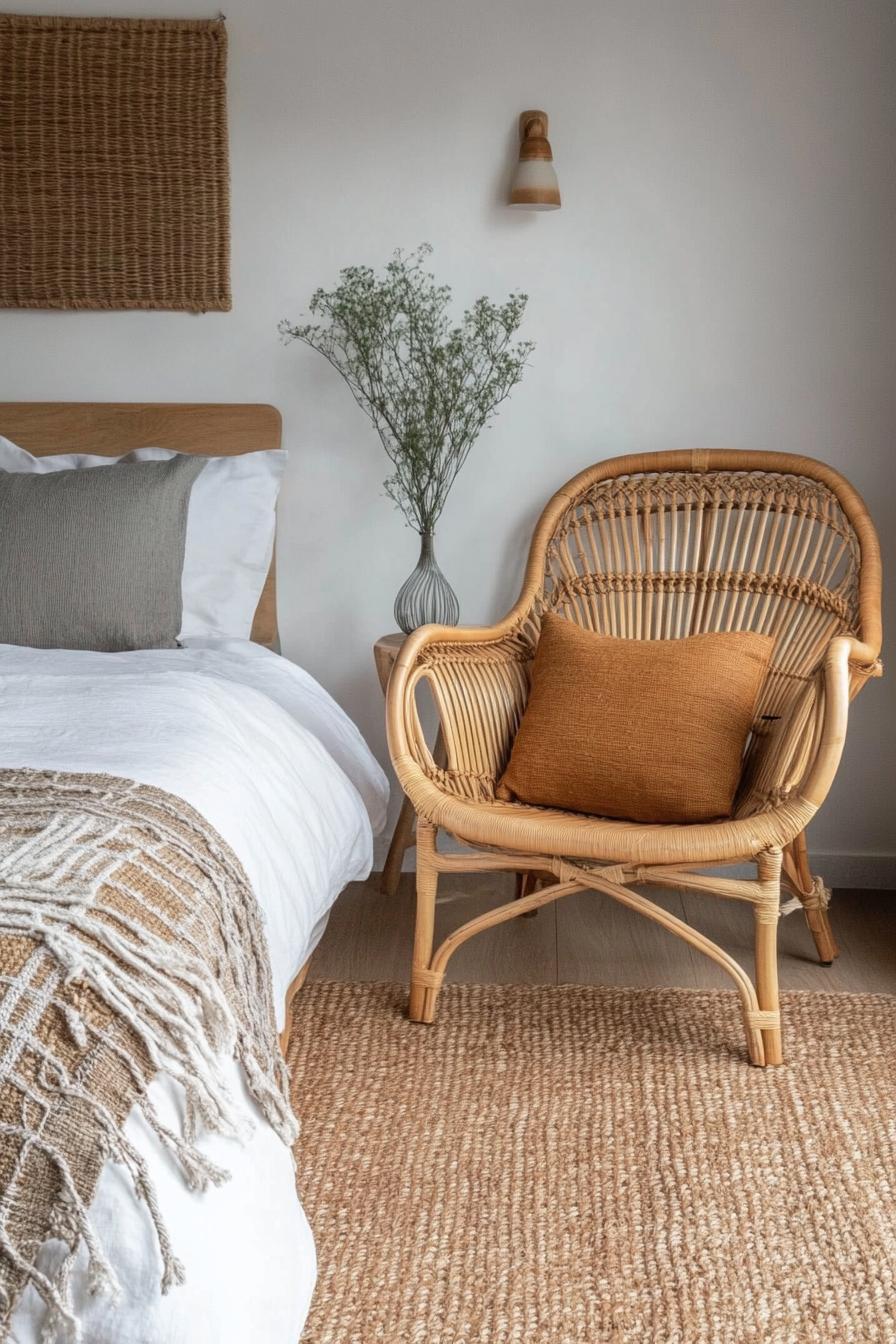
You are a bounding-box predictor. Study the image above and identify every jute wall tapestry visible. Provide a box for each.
[0,14,230,312]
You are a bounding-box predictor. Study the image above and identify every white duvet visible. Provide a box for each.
[0,639,388,1344]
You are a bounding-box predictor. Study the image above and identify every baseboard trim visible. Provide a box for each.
[795,853,895,891]
[724,854,896,890]
[373,835,896,891]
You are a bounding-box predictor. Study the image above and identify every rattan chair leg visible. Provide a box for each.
[754,851,784,1066]
[807,906,838,966]
[785,831,838,964]
[409,820,440,1023]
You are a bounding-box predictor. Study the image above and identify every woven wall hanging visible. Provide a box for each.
[0,14,230,312]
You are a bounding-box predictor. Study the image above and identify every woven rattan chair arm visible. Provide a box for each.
[392,616,526,666]
[798,635,855,809]
[738,631,875,822]
[387,618,533,806]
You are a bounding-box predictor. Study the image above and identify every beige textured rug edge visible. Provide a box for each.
[289,982,896,1344]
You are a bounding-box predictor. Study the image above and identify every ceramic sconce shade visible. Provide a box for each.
[509,110,561,210]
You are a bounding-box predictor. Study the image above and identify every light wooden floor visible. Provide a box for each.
[309,873,896,995]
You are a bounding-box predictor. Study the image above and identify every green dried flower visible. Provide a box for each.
[280,244,534,531]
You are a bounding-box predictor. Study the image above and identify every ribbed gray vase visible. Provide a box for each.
[394,530,460,635]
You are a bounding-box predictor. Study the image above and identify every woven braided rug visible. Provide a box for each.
[287,982,896,1344]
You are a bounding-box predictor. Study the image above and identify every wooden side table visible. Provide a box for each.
[374,633,445,896]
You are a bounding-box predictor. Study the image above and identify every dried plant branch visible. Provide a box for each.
[280,244,534,532]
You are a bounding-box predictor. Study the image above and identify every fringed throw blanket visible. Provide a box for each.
[0,770,297,1341]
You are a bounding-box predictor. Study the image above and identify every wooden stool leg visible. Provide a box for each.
[409,821,440,1023]
[755,852,783,1067]
[381,796,416,896]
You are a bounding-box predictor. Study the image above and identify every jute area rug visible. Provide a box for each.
[287,983,896,1344]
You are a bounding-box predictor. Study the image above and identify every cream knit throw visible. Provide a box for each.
[0,770,296,1341]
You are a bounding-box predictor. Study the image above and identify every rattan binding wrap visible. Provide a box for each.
[387,450,884,1066]
[0,15,230,312]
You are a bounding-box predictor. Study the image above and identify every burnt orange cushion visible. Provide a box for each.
[497,616,774,824]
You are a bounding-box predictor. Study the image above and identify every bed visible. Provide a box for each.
[0,403,388,1343]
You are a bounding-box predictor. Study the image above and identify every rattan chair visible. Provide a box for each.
[387,450,883,1066]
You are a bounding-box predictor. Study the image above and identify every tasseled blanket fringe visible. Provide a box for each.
[0,771,298,1342]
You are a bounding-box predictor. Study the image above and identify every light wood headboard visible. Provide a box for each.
[0,402,282,648]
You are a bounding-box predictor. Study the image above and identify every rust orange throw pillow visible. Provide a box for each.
[497,616,774,824]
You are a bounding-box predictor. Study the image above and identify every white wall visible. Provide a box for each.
[2,0,894,879]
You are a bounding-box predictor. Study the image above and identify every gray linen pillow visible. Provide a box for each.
[0,455,206,651]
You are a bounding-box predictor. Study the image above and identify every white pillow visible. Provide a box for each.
[0,437,285,640]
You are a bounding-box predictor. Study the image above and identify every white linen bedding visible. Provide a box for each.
[0,639,388,1344]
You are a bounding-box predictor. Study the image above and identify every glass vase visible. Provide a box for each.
[394,530,460,635]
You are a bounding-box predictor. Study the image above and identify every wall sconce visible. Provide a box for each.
[509,110,561,210]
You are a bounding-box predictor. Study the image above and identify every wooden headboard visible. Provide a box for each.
[0,402,282,648]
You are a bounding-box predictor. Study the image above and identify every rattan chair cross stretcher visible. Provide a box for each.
[386,450,883,1066]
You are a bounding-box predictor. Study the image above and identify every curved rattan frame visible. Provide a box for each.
[387,449,883,1066]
